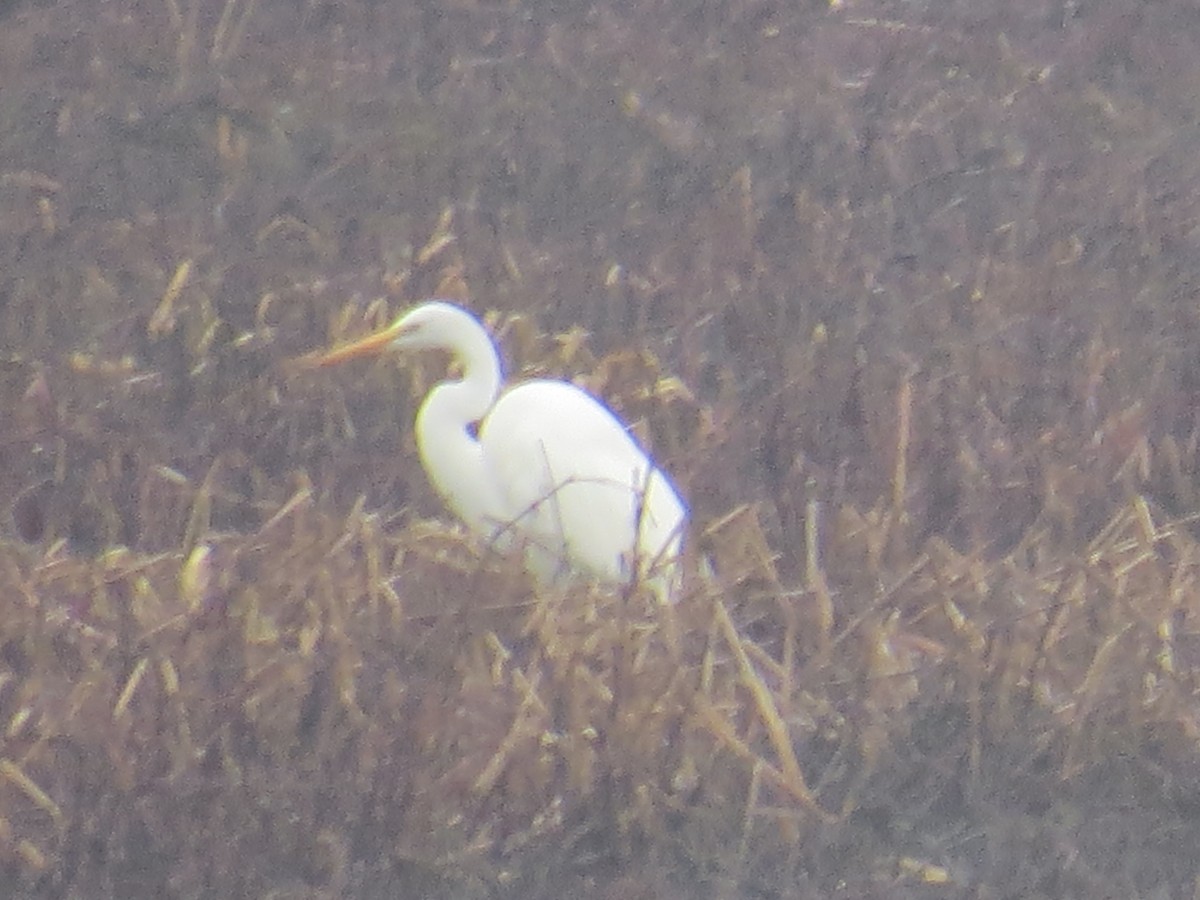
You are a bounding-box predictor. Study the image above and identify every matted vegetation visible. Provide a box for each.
[2,0,1200,896]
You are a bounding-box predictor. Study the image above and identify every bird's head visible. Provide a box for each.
[305,300,485,367]
[386,301,479,352]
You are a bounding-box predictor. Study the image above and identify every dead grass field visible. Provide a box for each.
[2,0,1200,896]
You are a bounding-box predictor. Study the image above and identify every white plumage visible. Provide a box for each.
[313,300,686,602]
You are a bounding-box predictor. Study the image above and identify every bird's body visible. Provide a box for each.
[478,379,685,593]
[313,301,686,602]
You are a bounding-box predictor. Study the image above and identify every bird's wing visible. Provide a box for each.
[480,380,685,584]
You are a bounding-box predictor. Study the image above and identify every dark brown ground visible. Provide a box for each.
[3,0,1200,897]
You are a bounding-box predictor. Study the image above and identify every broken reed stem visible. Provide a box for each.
[706,598,837,822]
[694,697,836,824]
[473,667,545,795]
[892,371,912,520]
[805,495,833,658]
[211,0,261,66]
[0,759,62,826]
[1062,622,1133,779]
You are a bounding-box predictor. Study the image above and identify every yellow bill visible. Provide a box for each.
[292,319,410,370]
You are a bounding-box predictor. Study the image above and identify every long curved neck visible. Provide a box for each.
[413,324,504,537]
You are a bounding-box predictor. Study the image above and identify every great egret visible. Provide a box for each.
[309,301,687,602]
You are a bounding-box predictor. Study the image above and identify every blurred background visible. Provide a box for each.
[3,0,1200,897]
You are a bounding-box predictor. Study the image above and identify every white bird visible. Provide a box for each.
[309,300,687,603]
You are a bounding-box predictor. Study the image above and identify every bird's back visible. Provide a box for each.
[479,379,685,598]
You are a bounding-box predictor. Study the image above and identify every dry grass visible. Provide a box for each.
[5,447,1200,897]
[2,0,1200,896]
